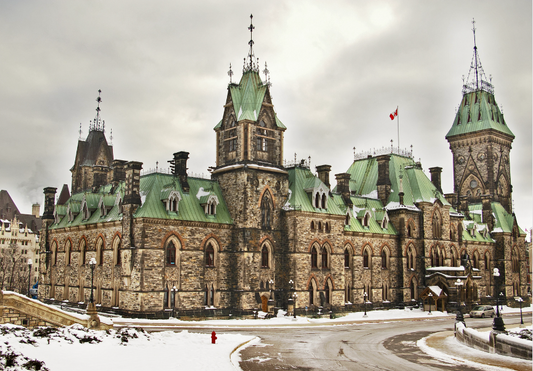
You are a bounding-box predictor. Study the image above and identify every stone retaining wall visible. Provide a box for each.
[455,321,532,360]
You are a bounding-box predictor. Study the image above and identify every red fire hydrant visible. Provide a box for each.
[211,331,217,344]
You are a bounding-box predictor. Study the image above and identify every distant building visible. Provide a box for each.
[38,19,528,316]
[0,190,42,234]
[0,216,39,293]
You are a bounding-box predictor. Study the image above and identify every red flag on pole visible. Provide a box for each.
[389,108,398,120]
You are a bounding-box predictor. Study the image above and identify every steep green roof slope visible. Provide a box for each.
[446,90,514,139]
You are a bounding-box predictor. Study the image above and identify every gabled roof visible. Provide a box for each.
[446,90,514,139]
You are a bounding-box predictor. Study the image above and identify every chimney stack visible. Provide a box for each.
[429,167,443,194]
[335,173,352,206]
[316,165,331,188]
[123,161,143,205]
[42,187,57,221]
[169,151,190,192]
[376,155,391,206]
[32,203,40,219]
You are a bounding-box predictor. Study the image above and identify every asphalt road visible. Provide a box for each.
[233,314,529,371]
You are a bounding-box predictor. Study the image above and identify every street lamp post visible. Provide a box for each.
[363,292,367,317]
[293,293,298,319]
[427,292,433,315]
[89,258,96,304]
[454,279,464,323]
[515,297,524,325]
[492,268,505,332]
[171,286,178,318]
[27,259,32,298]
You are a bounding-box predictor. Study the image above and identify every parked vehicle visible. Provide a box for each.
[469,305,495,318]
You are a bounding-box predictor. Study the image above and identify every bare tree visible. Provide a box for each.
[0,243,26,293]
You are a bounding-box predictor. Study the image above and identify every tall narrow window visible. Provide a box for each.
[381,249,388,269]
[166,241,176,265]
[309,285,314,306]
[80,239,86,266]
[432,212,442,239]
[205,244,215,267]
[325,280,330,305]
[321,193,327,209]
[321,247,328,269]
[363,248,370,268]
[261,192,273,230]
[311,246,318,268]
[65,240,71,266]
[344,248,350,268]
[261,245,269,268]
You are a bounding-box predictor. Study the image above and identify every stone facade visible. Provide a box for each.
[37,35,529,318]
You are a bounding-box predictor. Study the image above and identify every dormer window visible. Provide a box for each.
[53,208,60,224]
[381,212,390,229]
[345,212,351,226]
[164,191,182,213]
[81,201,90,220]
[362,211,371,228]
[98,197,107,217]
[203,194,219,216]
[67,205,74,222]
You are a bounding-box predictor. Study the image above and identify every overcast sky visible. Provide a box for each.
[1,1,531,232]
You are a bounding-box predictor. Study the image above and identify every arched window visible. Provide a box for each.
[310,221,315,231]
[65,240,71,266]
[321,193,327,209]
[344,248,350,268]
[51,241,58,266]
[325,222,330,233]
[261,245,269,268]
[314,192,320,208]
[96,238,104,266]
[512,248,519,272]
[432,212,442,239]
[382,283,389,302]
[321,247,329,269]
[164,286,169,308]
[407,245,416,270]
[205,244,215,267]
[112,236,121,266]
[484,252,490,270]
[451,248,458,267]
[473,252,479,269]
[363,247,370,268]
[166,241,177,265]
[363,213,370,227]
[381,248,389,269]
[345,284,351,304]
[318,221,322,232]
[79,239,86,266]
[311,246,318,268]
[260,192,273,230]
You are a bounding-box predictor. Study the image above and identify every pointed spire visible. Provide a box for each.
[89,89,106,132]
[462,19,494,95]
[243,14,260,73]
[228,63,234,83]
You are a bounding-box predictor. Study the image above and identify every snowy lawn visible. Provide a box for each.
[0,324,255,371]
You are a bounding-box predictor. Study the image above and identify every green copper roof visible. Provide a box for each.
[285,166,395,235]
[341,154,449,209]
[214,70,285,129]
[51,173,233,229]
[446,90,514,139]
[467,202,523,235]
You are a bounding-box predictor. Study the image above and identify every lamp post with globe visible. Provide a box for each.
[492,268,505,332]
[454,279,464,323]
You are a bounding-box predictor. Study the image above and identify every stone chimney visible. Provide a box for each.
[170,151,190,193]
[335,173,352,206]
[376,155,391,206]
[32,203,40,218]
[42,187,57,221]
[316,165,331,188]
[123,162,143,205]
[112,160,128,182]
[429,167,443,194]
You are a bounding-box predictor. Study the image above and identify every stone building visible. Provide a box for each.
[38,20,528,317]
[1,216,39,293]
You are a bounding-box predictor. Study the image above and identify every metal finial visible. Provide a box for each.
[390,139,393,153]
[79,123,82,139]
[228,63,233,83]
[353,146,356,161]
[109,128,113,144]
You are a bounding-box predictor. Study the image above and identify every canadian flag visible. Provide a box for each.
[389,108,398,120]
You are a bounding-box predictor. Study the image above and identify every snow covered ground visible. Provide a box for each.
[1,305,531,371]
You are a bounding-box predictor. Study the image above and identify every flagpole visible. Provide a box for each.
[397,106,399,153]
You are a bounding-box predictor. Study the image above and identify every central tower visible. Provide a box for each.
[214,15,286,169]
